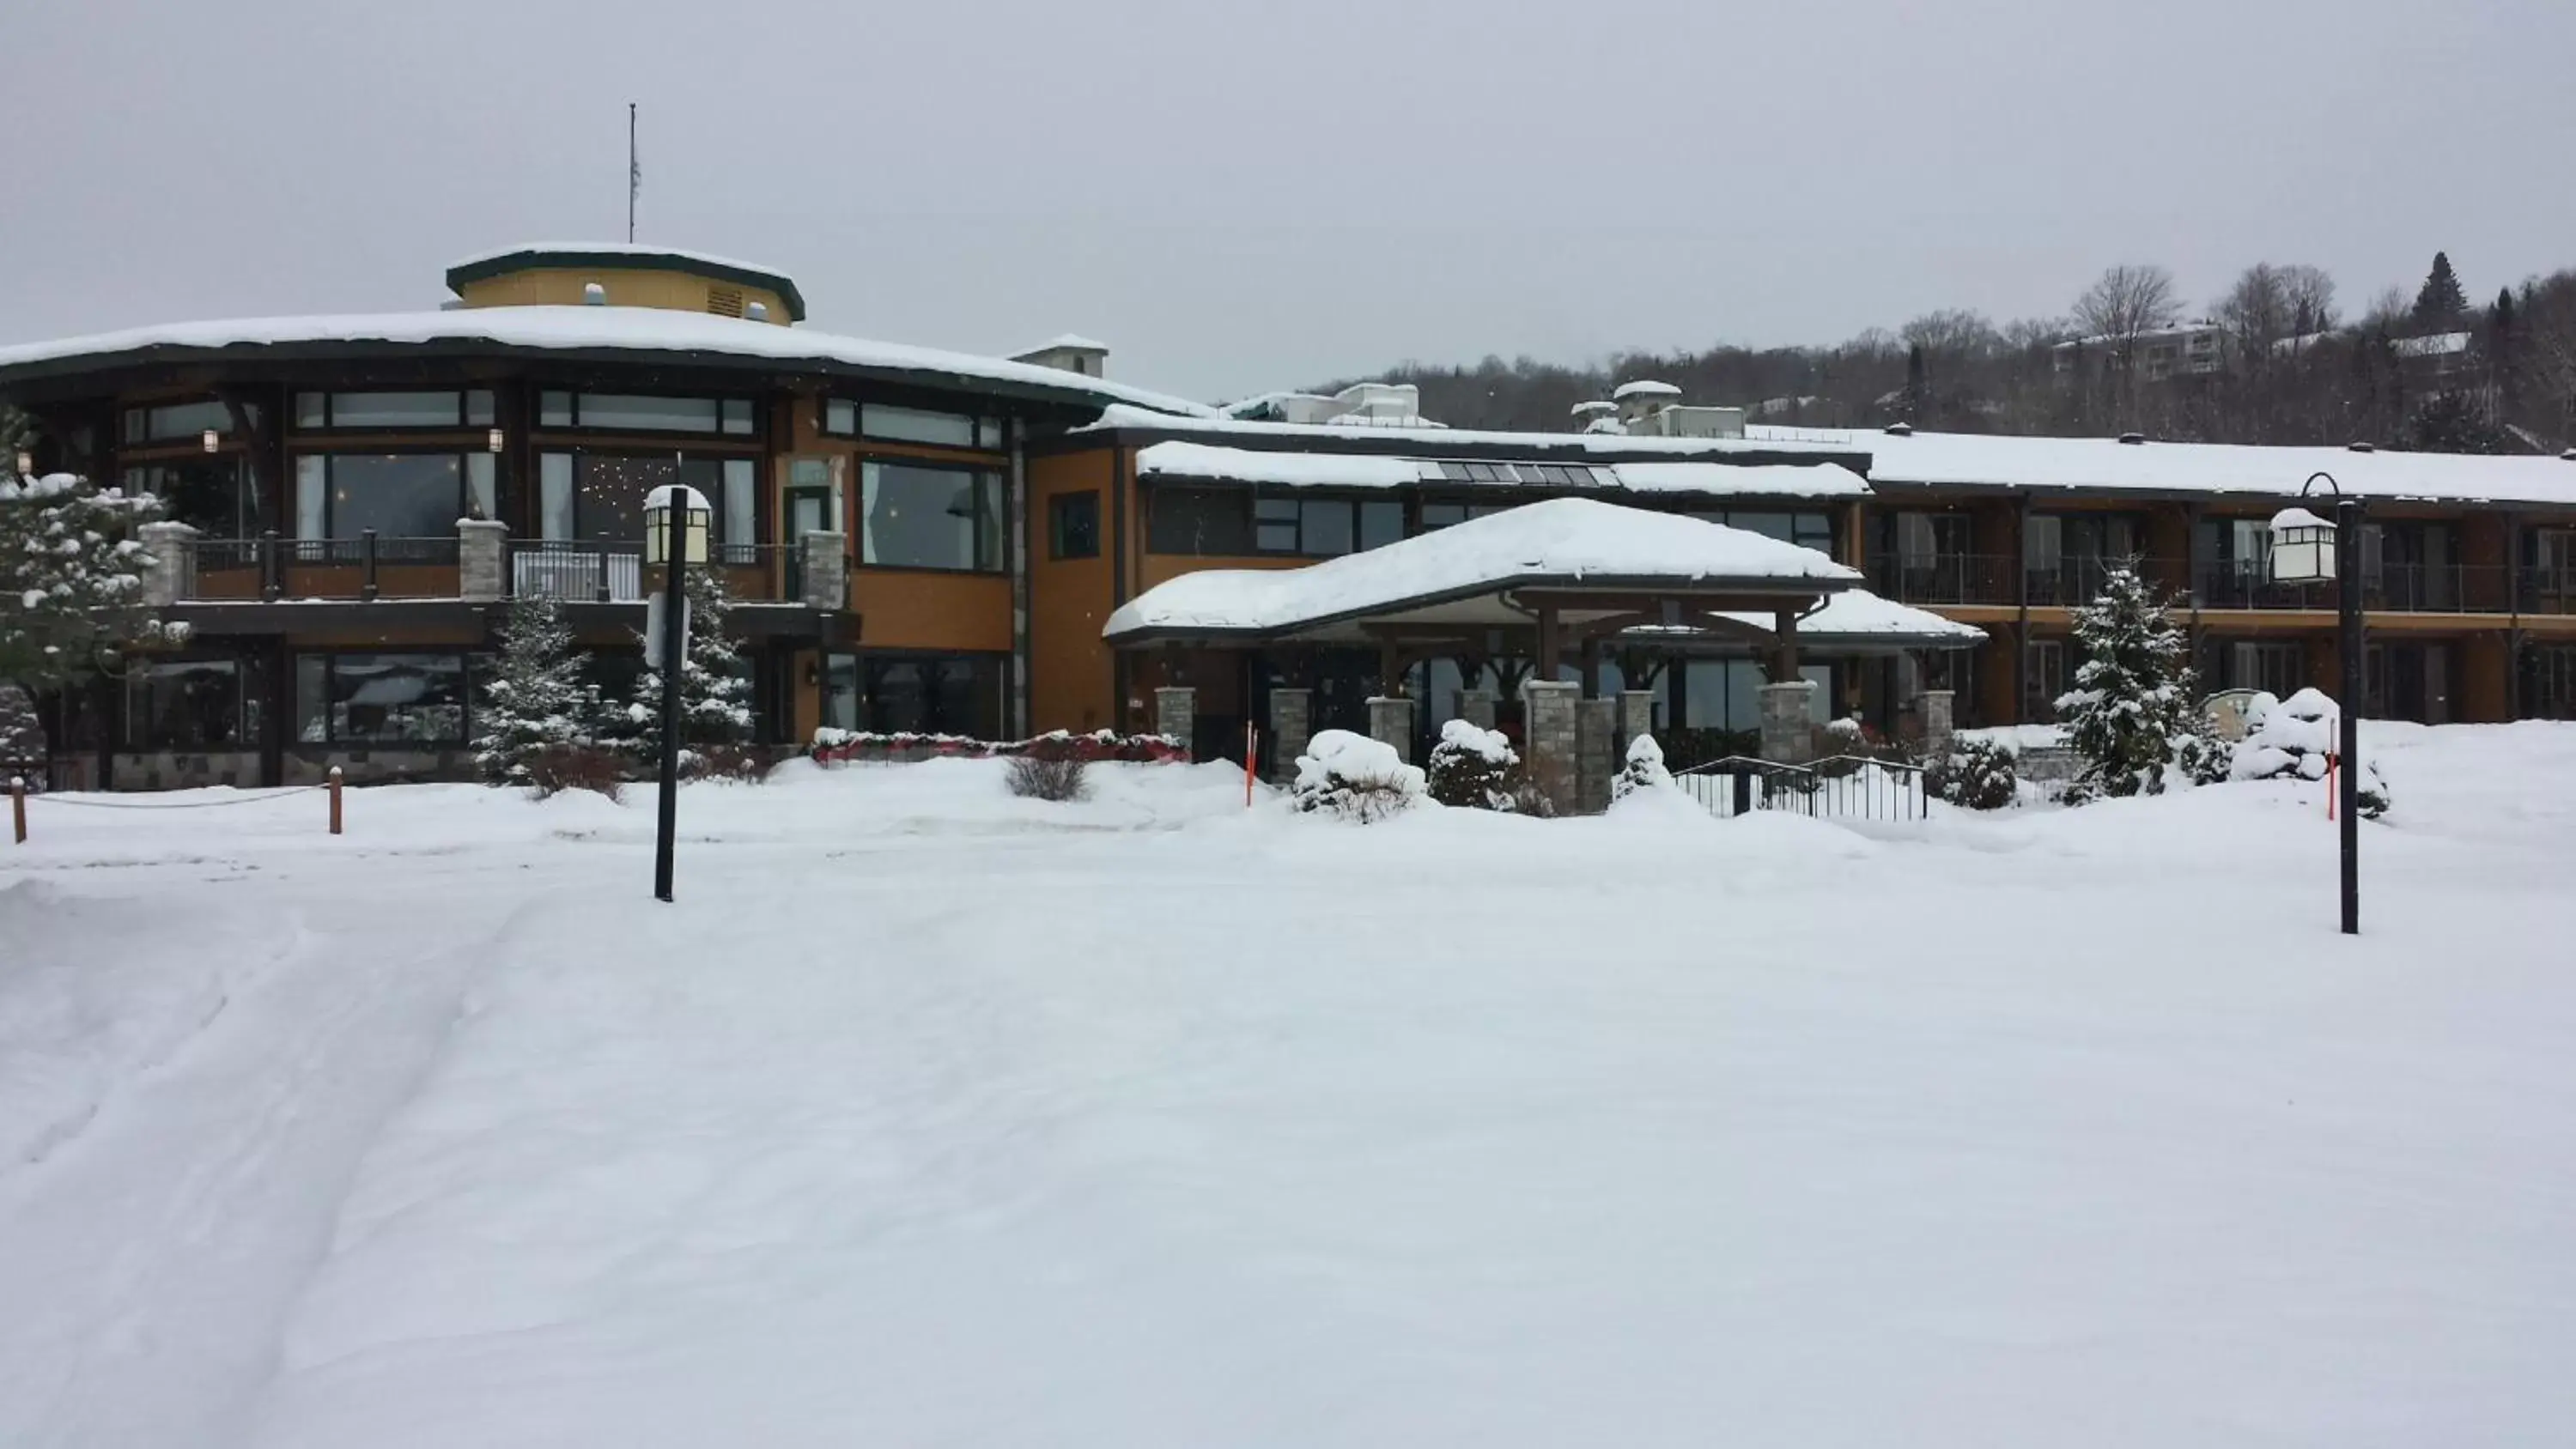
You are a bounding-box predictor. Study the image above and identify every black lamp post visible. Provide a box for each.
[644,483,712,903]
[2269,471,2362,936]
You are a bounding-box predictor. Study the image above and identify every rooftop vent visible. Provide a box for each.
[1883,421,1914,437]
[2117,431,2146,445]
[2348,440,2377,453]
[582,282,606,306]
[706,285,744,318]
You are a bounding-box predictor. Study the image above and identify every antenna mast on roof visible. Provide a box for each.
[626,103,640,243]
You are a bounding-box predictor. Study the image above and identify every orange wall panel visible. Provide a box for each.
[848,568,1012,654]
[1028,447,1118,731]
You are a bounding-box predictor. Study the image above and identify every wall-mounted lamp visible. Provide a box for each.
[583,282,607,306]
[201,428,220,454]
[487,427,506,454]
[13,449,32,476]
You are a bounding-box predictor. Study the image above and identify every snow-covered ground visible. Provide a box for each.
[4,728,2574,1446]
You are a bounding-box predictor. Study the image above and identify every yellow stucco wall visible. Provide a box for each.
[454,267,793,324]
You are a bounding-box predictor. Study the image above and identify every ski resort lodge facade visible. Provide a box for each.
[4,245,2575,790]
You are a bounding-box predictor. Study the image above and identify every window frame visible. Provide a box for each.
[821,400,1005,452]
[1048,490,1102,561]
[535,390,758,438]
[532,448,760,552]
[292,650,481,749]
[292,390,496,432]
[289,448,489,548]
[856,458,1006,574]
[119,397,239,446]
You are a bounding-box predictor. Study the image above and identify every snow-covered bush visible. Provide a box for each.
[1291,729,1425,822]
[1425,718,1521,810]
[2173,728,2233,788]
[2057,566,2199,805]
[1006,755,1088,803]
[2231,688,2390,817]
[1926,736,2017,809]
[605,567,756,779]
[1609,733,1674,802]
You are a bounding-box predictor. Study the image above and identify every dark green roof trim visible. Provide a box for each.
[443,247,808,322]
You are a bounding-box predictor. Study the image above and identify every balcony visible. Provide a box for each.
[151,523,831,608]
[185,533,462,601]
[1867,553,2019,606]
[507,540,803,603]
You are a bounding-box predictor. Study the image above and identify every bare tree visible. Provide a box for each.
[2280,264,2339,336]
[2073,264,2183,343]
[1901,308,2002,360]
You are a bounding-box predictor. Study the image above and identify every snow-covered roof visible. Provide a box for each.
[1741,424,2576,509]
[1612,379,1682,400]
[0,306,1215,419]
[2393,330,2471,359]
[1719,590,1984,647]
[1135,441,1868,500]
[1103,498,1858,643]
[1089,403,1858,459]
[443,242,808,320]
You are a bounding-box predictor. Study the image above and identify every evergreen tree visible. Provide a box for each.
[2412,251,2469,330]
[614,565,752,775]
[3,463,180,692]
[473,592,591,787]
[2056,565,2198,803]
[0,682,45,769]
[2398,390,2513,454]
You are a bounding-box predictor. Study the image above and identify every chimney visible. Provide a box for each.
[1012,335,1109,378]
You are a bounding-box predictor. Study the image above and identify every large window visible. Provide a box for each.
[1715,510,1836,556]
[818,653,1003,737]
[124,658,263,750]
[295,653,475,746]
[824,401,1004,451]
[860,461,1002,571]
[293,453,495,542]
[538,391,756,436]
[295,391,495,430]
[536,452,758,554]
[1253,495,1403,556]
[1048,491,1100,561]
[126,458,256,537]
[120,398,242,445]
[1149,487,1253,555]
[1418,502,1513,530]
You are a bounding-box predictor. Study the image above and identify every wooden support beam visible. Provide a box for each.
[1581,635,1602,700]
[1771,609,1801,682]
[1535,602,1560,688]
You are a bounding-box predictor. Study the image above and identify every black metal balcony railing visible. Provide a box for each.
[510,540,646,602]
[1867,553,2020,606]
[2519,565,2576,616]
[185,531,459,601]
[507,539,803,603]
[2023,555,2190,608]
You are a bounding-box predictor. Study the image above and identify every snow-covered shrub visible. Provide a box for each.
[2173,728,2233,788]
[2231,688,2390,817]
[1610,733,1674,802]
[2057,565,2199,805]
[0,682,43,767]
[1925,736,2017,809]
[1425,718,1521,810]
[1291,729,1425,822]
[1006,755,1089,803]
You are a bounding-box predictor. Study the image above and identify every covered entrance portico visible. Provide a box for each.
[1103,499,1874,812]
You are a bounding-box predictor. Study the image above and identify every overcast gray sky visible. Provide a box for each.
[8,0,2572,402]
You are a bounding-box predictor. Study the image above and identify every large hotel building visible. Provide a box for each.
[3,244,2572,789]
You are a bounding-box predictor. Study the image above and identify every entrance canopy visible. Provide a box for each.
[1103,498,1862,648]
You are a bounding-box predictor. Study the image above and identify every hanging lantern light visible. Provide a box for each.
[2268,506,2336,586]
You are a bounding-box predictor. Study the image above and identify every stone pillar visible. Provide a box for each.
[1153,686,1195,747]
[1918,688,1955,758]
[1618,688,1656,750]
[1366,695,1416,762]
[456,518,507,602]
[1459,689,1498,731]
[1759,680,1818,764]
[137,521,197,605]
[1575,696,1619,814]
[1519,679,1578,815]
[1268,688,1311,782]
[799,530,848,610]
